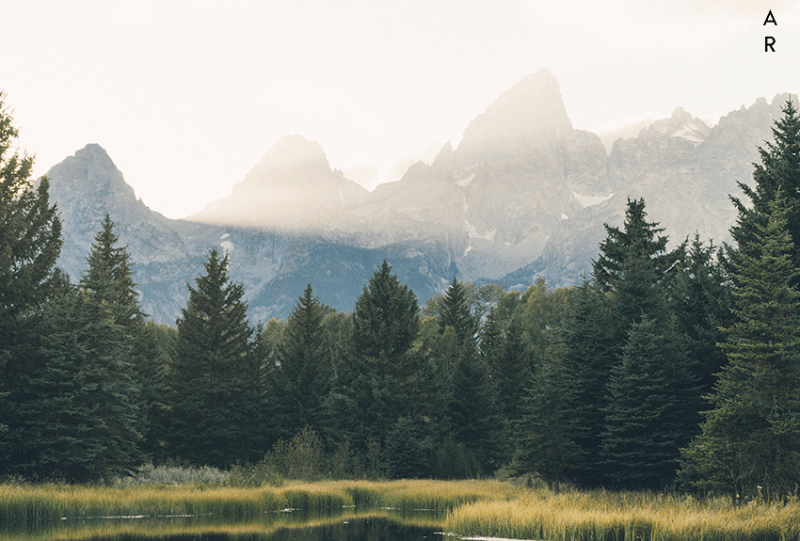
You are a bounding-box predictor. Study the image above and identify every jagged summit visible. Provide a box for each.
[46,143,135,199]
[249,135,330,176]
[645,107,711,146]
[458,68,573,161]
[190,135,368,229]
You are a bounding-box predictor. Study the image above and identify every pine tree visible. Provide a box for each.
[671,236,733,397]
[168,249,258,467]
[601,316,697,489]
[729,100,800,270]
[682,192,800,499]
[593,198,684,328]
[488,317,530,424]
[272,285,331,440]
[385,416,429,479]
[445,344,504,476]
[0,93,63,475]
[439,277,477,345]
[328,261,421,453]
[7,276,105,481]
[515,342,584,488]
[558,279,617,487]
[138,321,177,464]
[352,260,419,360]
[78,215,148,468]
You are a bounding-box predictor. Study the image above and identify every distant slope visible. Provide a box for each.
[44,74,799,322]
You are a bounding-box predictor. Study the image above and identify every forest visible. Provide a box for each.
[2,93,800,502]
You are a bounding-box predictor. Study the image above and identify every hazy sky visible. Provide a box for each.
[3,0,799,219]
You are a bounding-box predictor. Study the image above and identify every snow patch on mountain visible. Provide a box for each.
[457,172,476,187]
[572,191,614,208]
[465,220,497,241]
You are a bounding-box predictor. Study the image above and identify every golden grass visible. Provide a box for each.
[445,488,800,541]
[0,479,511,527]
[5,479,800,541]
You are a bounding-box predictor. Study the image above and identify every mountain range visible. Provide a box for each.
[43,69,798,324]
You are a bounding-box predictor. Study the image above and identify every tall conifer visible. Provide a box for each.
[169,249,258,467]
[0,93,63,475]
[272,285,330,440]
[683,192,800,498]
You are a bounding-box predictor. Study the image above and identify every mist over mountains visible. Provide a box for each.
[44,69,797,324]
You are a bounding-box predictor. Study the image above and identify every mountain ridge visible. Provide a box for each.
[42,73,799,323]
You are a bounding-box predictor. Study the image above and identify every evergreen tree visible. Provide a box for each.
[593,198,684,330]
[558,279,617,487]
[329,261,421,451]
[138,321,177,464]
[672,236,733,397]
[79,215,148,467]
[168,249,258,467]
[445,344,503,475]
[601,316,697,489]
[488,317,530,424]
[272,285,331,440]
[515,342,584,488]
[439,277,477,345]
[682,192,800,499]
[729,100,800,271]
[352,260,419,360]
[7,276,105,481]
[385,416,429,479]
[0,94,63,471]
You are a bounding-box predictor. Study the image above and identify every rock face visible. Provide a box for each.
[190,135,369,230]
[43,72,799,324]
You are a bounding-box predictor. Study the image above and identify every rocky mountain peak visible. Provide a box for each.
[252,134,330,172]
[457,69,573,162]
[638,107,711,147]
[46,143,135,200]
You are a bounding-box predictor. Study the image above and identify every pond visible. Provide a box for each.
[2,508,449,541]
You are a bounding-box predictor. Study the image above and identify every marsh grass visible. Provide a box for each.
[445,488,800,541]
[5,479,800,541]
[0,479,496,528]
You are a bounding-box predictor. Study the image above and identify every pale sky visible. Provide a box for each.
[3,0,799,219]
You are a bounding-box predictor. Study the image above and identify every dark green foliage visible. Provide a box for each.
[445,345,503,476]
[557,279,617,487]
[6,277,103,481]
[271,285,331,440]
[2,212,146,481]
[352,260,419,360]
[139,321,177,464]
[486,316,530,424]
[385,417,429,479]
[439,277,477,345]
[515,342,584,488]
[0,94,63,472]
[672,236,733,397]
[730,100,800,271]
[683,192,800,498]
[168,249,259,468]
[593,198,683,299]
[601,316,698,490]
[327,261,422,453]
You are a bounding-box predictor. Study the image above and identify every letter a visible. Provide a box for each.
[764,10,777,25]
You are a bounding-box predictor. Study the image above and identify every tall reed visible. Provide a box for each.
[445,489,800,541]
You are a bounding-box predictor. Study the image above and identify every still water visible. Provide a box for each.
[3,509,448,541]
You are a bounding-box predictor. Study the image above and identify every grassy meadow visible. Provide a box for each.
[3,478,800,540]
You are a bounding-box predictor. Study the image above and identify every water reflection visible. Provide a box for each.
[2,508,446,541]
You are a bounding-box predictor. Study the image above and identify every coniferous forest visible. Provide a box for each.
[2,92,800,501]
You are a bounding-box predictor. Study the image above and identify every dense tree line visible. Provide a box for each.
[2,92,800,500]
